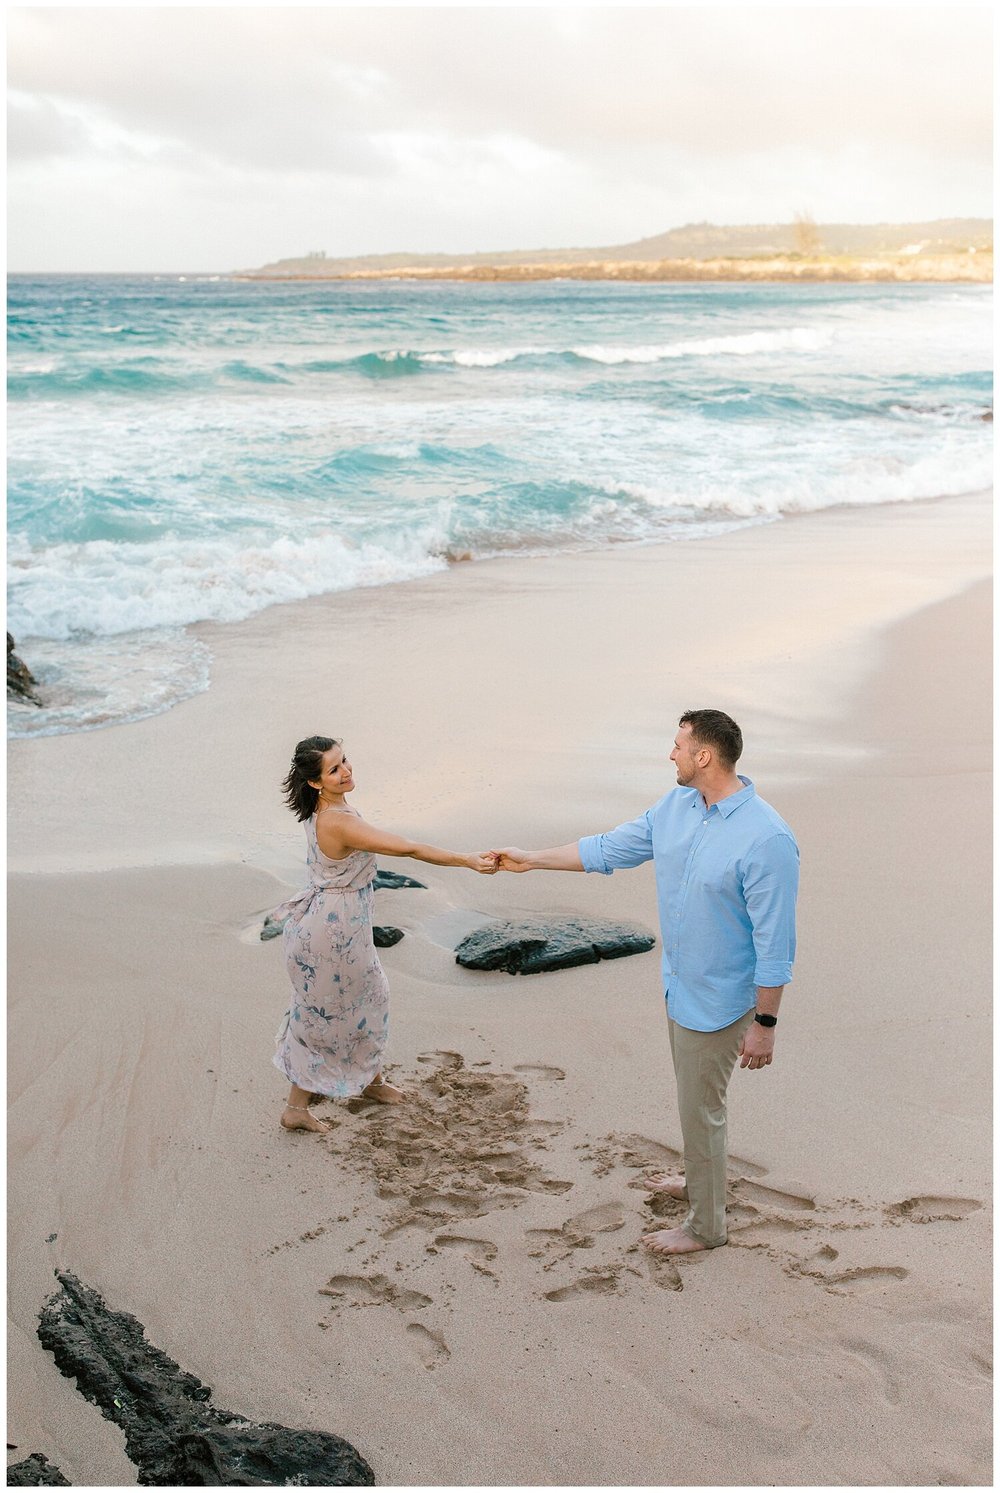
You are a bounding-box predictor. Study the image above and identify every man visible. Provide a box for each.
[495,709,799,1256]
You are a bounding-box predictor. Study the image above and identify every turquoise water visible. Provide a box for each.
[7,275,992,735]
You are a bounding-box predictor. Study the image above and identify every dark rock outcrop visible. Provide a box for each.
[372,927,404,948]
[7,1453,71,1486]
[36,1274,375,1486]
[7,634,43,707]
[372,870,426,890]
[455,916,656,975]
[259,915,285,942]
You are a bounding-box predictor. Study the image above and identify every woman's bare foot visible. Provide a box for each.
[641,1226,707,1255]
[643,1173,688,1199]
[361,1074,405,1105]
[280,1104,331,1133]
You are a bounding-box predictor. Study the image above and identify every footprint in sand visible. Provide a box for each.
[643,1253,684,1293]
[513,1064,566,1082]
[822,1265,910,1292]
[583,1133,682,1180]
[731,1179,817,1212]
[319,1274,432,1312]
[561,1202,626,1244]
[614,1133,684,1170]
[416,1050,464,1070]
[527,1201,626,1269]
[544,1268,623,1302]
[787,1261,909,1294]
[494,1171,573,1195]
[406,1323,450,1369]
[408,1189,487,1219]
[431,1234,498,1262]
[430,1235,499,1280]
[727,1204,807,1243]
[884,1195,982,1225]
[525,1227,571,1266]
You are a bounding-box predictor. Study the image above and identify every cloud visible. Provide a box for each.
[6,6,993,270]
[8,91,89,163]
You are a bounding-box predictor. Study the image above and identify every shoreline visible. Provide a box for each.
[8,487,991,877]
[8,487,992,1485]
[7,487,992,753]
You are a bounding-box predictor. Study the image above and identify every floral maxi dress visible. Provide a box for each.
[272,814,390,1098]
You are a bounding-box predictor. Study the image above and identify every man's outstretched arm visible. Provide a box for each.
[496,808,657,875]
[495,844,584,872]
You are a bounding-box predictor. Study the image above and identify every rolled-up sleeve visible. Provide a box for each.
[742,832,799,986]
[579,810,655,875]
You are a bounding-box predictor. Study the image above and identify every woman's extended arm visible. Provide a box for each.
[319,812,497,873]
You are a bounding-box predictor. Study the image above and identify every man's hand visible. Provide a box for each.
[738,1022,775,1070]
[491,843,583,872]
[493,847,533,872]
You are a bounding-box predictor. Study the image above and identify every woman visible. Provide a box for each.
[273,735,498,1132]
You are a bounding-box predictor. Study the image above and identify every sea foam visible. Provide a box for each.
[7,273,992,736]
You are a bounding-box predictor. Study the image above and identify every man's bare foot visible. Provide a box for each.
[641,1226,708,1255]
[280,1104,331,1133]
[361,1075,405,1105]
[643,1173,688,1199]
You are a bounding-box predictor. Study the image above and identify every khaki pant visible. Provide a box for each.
[667,1006,755,1247]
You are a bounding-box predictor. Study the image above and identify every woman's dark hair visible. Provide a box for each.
[679,709,743,769]
[282,735,342,821]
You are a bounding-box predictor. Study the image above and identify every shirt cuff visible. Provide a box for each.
[754,960,793,988]
[578,835,611,874]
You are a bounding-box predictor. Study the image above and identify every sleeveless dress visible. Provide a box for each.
[271,812,390,1098]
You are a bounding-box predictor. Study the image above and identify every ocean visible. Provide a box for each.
[7,274,992,737]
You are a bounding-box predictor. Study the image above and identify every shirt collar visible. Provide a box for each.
[694,774,755,818]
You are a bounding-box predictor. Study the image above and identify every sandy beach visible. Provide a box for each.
[7,488,992,1486]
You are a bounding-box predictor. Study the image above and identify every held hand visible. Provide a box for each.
[468,851,500,874]
[493,847,532,873]
[738,1022,775,1071]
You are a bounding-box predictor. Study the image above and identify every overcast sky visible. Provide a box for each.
[7,4,994,272]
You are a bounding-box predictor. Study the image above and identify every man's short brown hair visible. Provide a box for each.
[679,709,743,770]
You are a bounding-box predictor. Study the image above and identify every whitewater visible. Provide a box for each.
[7,275,992,736]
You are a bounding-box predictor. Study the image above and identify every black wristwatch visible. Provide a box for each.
[753,1012,778,1028]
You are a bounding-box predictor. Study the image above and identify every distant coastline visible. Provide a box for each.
[236,252,991,285]
[237,216,992,285]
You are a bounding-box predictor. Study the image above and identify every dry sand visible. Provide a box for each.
[7,489,992,1487]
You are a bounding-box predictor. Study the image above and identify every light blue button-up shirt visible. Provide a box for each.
[578,776,799,1033]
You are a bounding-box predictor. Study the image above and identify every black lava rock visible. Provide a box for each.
[372,870,426,890]
[7,634,43,708]
[372,927,404,947]
[455,916,656,975]
[36,1274,375,1486]
[7,1454,71,1486]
